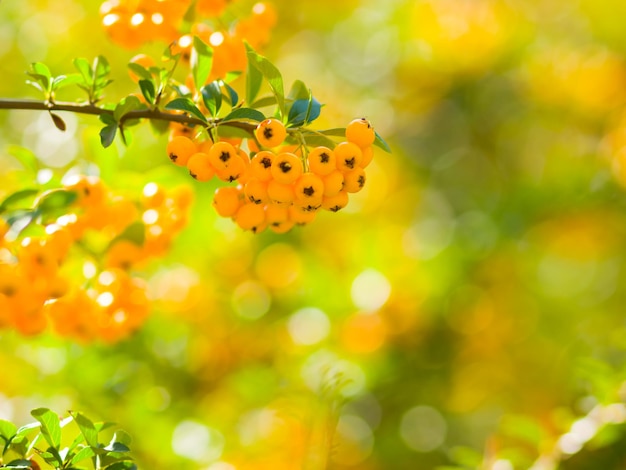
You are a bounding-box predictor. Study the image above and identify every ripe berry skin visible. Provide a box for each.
[335,142,363,172]
[187,152,216,182]
[208,141,238,171]
[245,178,270,204]
[294,172,324,209]
[289,205,317,225]
[343,167,367,193]
[270,152,303,184]
[213,186,243,217]
[255,118,287,148]
[250,150,275,181]
[322,190,349,212]
[346,118,375,147]
[359,146,373,168]
[166,136,197,166]
[267,180,296,205]
[321,170,344,197]
[307,146,336,176]
[234,203,266,231]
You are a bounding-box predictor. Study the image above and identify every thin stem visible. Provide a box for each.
[0,98,256,133]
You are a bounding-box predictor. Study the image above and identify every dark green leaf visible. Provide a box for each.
[100,125,117,148]
[192,36,213,91]
[99,113,117,126]
[374,131,391,153]
[49,112,66,131]
[71,412,98,448]
[73,58,92,85]
[150,119,171,135]
[245,43,284,118]
[288,95,321,126]
[114,95,144,122]
[201,82,222,117]
[138,79,156,104]
[30,408,61,449]
[8,435,29,458]
[70,445,97,464]
[221,107,265,123]
[165,97,207,122]
[222,81,239,106]
[35,189,78,215]
[0,189,39,213]
[104,442,130,453]
[111,430,131,447]
[4,459,33,469]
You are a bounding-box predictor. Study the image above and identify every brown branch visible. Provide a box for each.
[0,98,257,133]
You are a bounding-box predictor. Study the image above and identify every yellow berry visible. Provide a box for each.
[208,140,238,171]
[321,170,344,197]
[345,118,375,147]
[250,150,275,181]
[213,186,243,217]
[289,205,317,225]
[343,167,367,193]
[267,180,296,205]
[322,190,349,212]
[335,142,363,172]
[294,172,324,210]
[234,203,266,231]
[270,152,303,184]
[166,135,197,166]
[307,146,336,176]
[255,118,287,148]
[245,178,270,204]
[187,152,216,182]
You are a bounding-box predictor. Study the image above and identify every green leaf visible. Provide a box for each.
[35,189,78,215]
[94,422,117,433]
[301,133,336,149]
[30,409,61,450]
[70,412,98,448]
[191,35,213,91]
[25,81,44,93]
[0,189,39,213]
[374,131,391,153]
[221,107,265,123]
[29,62,51,91]
[70,446,97,464]
[15,422,40,437]
[7,145,39,174]
[250,95,277,109]
[150,119,171,135]
[127,63,153,82]
[100,125,117,148]
[288,95,321,127]
[245,43,284,118]
[111,430,131,447]
[104,462,136,470]
[165,97,207,122]
[104,442,130,453]
[245,46,263,106]
[37,449,62,467]
[224,70,242,83]
[5,210,36,236]
[222,81,239,106]
[318,127,346,137]
[288,80,310,101]
[114,95,144,122]
[73,58,92,85]
[51,73,83,90]
[8,435,29,459]
[93,55,111,81]
[201,82,222,117]
[138,79,156,104]
[0,419,17,441]
[4,459,33,469]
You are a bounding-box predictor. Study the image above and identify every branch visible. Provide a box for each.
[0,98,256,133]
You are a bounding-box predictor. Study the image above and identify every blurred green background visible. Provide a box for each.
[3,0,626,469]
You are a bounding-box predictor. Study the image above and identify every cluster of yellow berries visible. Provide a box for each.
[0,177,191,341]
[165,118,376,233]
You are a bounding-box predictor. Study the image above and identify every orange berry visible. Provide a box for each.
[106,240,144,270]
[187,152,216,182]
[250,150,275,181]
[294,173,324,210]
[141,182,166,208]
[270,152,303,184]
[255,118,287,148]
[307,146,336,176]
[346,118,375,147]
[208,140,238,171]
[213,186,243,217]
[167,135,197,166]
[245,178,270,204]
[288,205,317,225]
[360,146,373,168]
[322,190,349,212]
[265,203,289,226]
[267,180,296,205]
[343,167,367,193]
[64,175,106,207]
[321,170,344,197]
[234,203,266,231]
[216,154,246,182]
[335,141,363,172]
